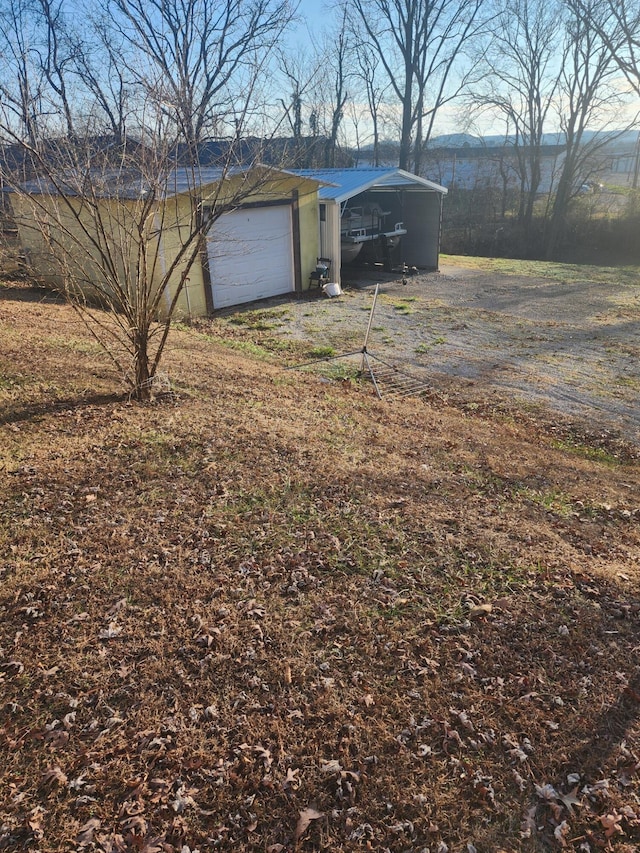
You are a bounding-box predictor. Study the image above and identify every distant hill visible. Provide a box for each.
[427,129,639,152]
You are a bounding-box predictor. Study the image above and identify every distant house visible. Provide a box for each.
[9,166,324,314]
[353,130,640,193]
[582,132,640,187]
[422,144,567,195]
[174,136,354,170]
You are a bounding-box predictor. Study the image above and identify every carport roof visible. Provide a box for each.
[290,167,448,203]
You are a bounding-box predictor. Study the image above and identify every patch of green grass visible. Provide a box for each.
[318,362,360,381]
[219,339,275,360]
[393,301,416,315]
[518,486,575,518]
[414,336,447,354]
[550,437,620,466]
[0,373,28,391]
[616,375,640,390]
[308,345,337,359]
[441,254,640,288]
[459,464,508,497]
[44,335,104,355]
[226,307,290,331]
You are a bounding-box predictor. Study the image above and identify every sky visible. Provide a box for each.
[288,0,332,49]
[282,0,469,140]
[282,0,639,143]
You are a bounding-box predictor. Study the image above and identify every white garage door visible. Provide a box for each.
[207,205,295,309]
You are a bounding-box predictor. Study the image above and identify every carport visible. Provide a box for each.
[291,168,448,285]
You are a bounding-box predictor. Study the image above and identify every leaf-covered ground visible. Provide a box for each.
[1,279,640,853]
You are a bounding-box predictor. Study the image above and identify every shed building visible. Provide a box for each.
[10,166,323,315]
[291,168,448,284]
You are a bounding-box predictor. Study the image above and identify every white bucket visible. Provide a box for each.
[323,281,342,297]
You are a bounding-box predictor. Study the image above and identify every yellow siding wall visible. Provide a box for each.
[152,195,208,320]
[296,182,320,291]
[13,170,320,319]
[12,193,164,307]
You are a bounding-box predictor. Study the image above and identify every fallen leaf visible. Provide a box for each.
[28,806,45,833]
[106,598,127,617]
[76,818,101,847]
[554,820,570,847]
[294,806,323,844]
[468,603,492,619]
[98,624,122,639]
[283,767,301,791]
[559,786,582,814]
[42,766,68,788]
[1,660,24,677]
[120,813,148,834]
[600,811,623,839]
[139,837,166,853]
[535,783,559,801]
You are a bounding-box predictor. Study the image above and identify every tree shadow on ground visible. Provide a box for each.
[0,392,126,426]
[0,281,64,304]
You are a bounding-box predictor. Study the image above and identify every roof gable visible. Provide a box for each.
[290,167,448,202]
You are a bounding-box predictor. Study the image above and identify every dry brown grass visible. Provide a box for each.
[1,280,640,853]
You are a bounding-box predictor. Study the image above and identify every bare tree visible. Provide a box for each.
[0,0,46,145]
[35,0,78,136]
[8,137,280,399]
[352,0,485,172]
[352,36,389,166]
[275,48,323,164]
[109,0,294,147]
[72,19,132,144]
[470,0,563,234]
[545,0,635,256]
[0,0,300,400]
[0,0,130,145]
[574,0,640,95]
[321,4,352,167]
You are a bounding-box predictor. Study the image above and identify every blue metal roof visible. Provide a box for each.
[290,168,447,203]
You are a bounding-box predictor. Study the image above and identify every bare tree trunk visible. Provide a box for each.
[353,0,485,173]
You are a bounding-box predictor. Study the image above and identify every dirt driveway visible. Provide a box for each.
[226,260,640,444]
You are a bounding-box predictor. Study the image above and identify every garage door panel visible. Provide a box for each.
[208,206,294,309]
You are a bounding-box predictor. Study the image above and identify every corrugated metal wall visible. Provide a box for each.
[401,191,443,269]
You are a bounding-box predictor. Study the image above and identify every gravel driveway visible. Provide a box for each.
[229,260,640,444]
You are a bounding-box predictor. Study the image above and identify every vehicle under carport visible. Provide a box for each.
[291,168,448,285]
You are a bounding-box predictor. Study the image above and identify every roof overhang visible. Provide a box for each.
[290,168,447,204]
[8,164,330,200]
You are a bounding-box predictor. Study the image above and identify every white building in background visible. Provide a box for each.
[355,131,640,194]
